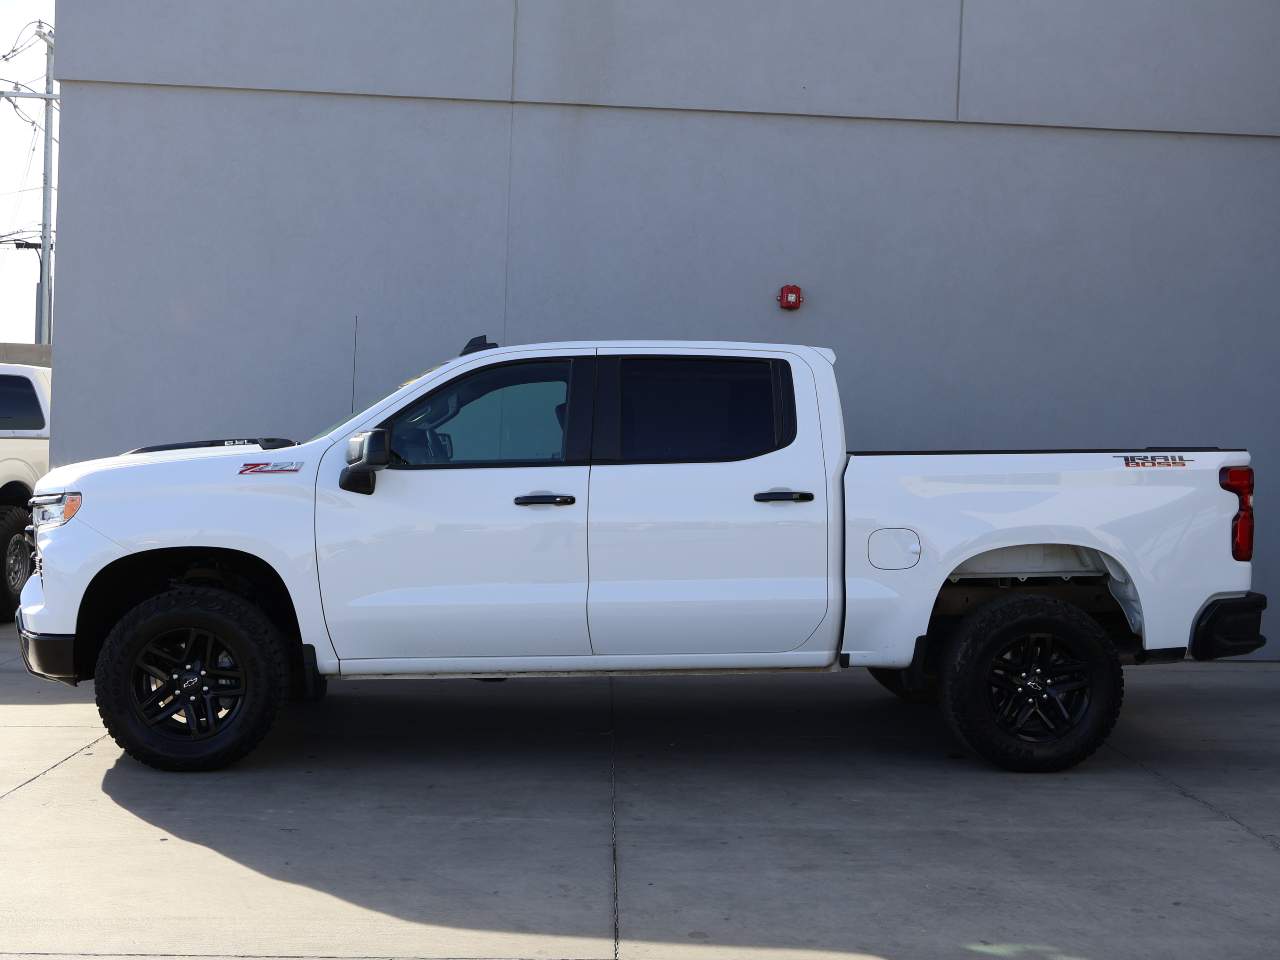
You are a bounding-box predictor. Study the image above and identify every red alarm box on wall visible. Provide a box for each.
[777,284,804,310]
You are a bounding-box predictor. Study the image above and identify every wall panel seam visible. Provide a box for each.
[57,79,1280,142]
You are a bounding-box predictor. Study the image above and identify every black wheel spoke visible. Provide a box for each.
[1009,700,1036,732]
[145,645,182,666]
[997,693,1023,722]
[1034,702,1058,732]
[136,660,172,683]
[202,694,221,735]
[1022,636,1041,670]
[139,686,170,713]
[1047,690,1073,721]
[989,672,1020,693]
[146,698,185,726]
[1050,678,1089,694]
[1045,661,1090,681]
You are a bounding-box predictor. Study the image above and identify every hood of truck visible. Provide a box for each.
[35,442,307,495]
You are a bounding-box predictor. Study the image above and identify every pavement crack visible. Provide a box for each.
[0,732,107,802]
[1108,742,1280,853]
[607,676,620,960]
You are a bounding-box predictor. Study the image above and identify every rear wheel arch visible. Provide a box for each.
[75,547,303,682]
[929,542,1144,654]
[882,543,1144,697]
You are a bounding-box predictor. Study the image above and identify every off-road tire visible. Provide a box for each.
[941,594,1123,772]
[0,505,30,621]
[867,667,938,705]
[95,587,289,771]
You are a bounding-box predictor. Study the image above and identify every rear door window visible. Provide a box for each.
[594,357,796,464]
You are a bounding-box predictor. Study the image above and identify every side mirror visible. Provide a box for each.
[339,429,390,494]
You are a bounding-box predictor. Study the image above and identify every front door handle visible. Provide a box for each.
[754,490,814,503]
[514,494,576,506]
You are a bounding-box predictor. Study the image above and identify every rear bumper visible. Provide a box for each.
[16,610,78,685]
[1190,592,1267,661]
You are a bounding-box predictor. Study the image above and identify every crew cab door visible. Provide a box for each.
[586,350,829,655]
[315,350,595,662]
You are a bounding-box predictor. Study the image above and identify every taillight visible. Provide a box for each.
[1220,466,1254,561]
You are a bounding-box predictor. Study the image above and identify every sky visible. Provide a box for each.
[0,0,55,345]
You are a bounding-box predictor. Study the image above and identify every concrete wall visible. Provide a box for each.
[52,1,1280,629]
[0,343,51,366]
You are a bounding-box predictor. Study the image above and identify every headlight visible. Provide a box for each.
[31,492,82,530]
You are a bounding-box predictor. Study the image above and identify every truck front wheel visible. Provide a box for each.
[941,594,1123,772]
[94,587,289,771]
[0,505,31,620]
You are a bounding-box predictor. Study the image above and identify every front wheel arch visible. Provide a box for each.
[75,547,303,683]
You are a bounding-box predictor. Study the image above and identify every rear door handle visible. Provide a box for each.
[754,490,814,503]
[514,494,576,506]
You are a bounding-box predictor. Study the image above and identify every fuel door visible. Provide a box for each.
[868,528,922,570]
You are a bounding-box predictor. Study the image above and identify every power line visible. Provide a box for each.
[0,185,49,198]
[4,97,58,143]
[0,22,43,62]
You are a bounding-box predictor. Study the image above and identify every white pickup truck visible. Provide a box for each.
[0,362,51,616]
[18,340,1265,773]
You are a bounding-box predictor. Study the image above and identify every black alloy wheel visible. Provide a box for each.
[941,594,1123,772]
[986,632,1092,742]
[131,627,248,740]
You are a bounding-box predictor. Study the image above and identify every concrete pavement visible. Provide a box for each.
[1,624,1277,960]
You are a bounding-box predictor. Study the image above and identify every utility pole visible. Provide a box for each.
[0,22,57,344]
[36,24,53,344]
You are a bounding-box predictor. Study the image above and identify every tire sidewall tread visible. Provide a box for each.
[940,593,1123,773]
[94,586,289,771]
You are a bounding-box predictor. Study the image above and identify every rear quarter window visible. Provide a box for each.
[0,375,44,430]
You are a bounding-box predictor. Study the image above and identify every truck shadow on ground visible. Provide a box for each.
[96,673,975,956]
[95,670,1280,958]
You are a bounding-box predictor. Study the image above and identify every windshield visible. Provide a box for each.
[305,362,446,443]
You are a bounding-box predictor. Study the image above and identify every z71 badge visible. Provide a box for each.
[1114,454,1193,468]
[239,461,304,474]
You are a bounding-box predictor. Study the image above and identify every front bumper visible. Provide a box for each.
[1190,592,1267,661]
[16,610,78,685]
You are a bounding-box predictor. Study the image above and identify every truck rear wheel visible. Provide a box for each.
[0,505,30,621]
[940,594,1123,772]
[94,587,289,771]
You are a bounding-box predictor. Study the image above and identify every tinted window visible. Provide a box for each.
[0,375,44,430]
[615,357,787,463]
[384,360,570,467]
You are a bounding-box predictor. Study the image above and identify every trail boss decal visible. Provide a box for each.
[1114,454,1193,468]
[239,461,304,474]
